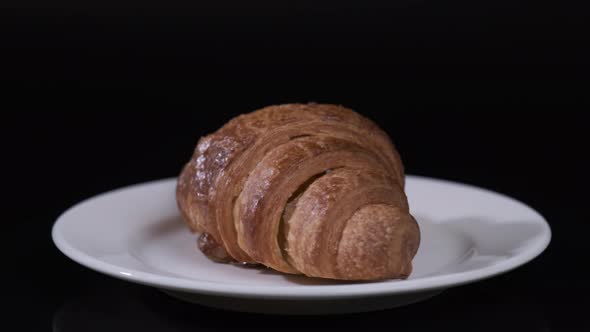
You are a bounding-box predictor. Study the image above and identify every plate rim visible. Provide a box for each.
[52,175,551,299]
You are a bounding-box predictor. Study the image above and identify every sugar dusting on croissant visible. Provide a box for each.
[176,103,420,280]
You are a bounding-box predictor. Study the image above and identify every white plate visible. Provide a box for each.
[52,176,550,314]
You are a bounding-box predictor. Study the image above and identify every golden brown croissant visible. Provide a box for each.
[176,104,420,280]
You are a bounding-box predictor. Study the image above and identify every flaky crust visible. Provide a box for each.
[176,103,419,280]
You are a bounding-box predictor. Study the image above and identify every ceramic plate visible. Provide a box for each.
[52,176,550,314]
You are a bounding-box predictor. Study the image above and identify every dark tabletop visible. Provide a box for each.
[3,1,589,331]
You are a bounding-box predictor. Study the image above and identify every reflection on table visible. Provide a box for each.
[53,282,549,332]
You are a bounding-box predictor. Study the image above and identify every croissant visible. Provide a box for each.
[176,103,420,280]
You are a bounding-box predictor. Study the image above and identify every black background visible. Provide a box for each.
[3,1,589,331]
